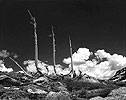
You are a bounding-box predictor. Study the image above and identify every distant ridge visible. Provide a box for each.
[109,67,126,82]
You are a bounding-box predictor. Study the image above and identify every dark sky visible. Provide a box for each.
[0,0,126,70]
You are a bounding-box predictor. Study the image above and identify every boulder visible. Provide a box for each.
[45,91,71,100]
[89,96,104,100]
[27,88,47,94]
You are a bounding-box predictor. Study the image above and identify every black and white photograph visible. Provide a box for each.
[0,0,126,99]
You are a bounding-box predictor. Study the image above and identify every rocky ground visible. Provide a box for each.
[0,67,126,100]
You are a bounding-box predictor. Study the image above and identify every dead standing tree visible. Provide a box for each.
[28,10,41,75]
[59,36,74,77]
[69,36,74,78]
[51,25,57,74]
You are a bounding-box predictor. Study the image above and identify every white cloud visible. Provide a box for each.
[63,48,126,80]
[0,60,13,72]
[63,48,91,65]
[95,50,126,70]
[0,50,10,58]
[95,49,111,59]
[24,60,48,74]
[23,47,126,80]
[24,60,71,75]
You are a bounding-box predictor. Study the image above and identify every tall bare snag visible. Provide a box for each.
[28,10,41,75]
[69,36,74,78]
[51,25,57,74]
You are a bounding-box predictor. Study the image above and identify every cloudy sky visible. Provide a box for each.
[0,0,126,70]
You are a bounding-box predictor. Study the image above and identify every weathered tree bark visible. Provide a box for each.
[51,25,57,74]
[9,57,34,78]
[28,10,41,75]
[69,36,74,78]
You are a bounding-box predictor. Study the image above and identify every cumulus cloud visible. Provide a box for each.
[63,48,126,80]
[24,60,71,75]
[0,50,18,59]
[0,60,13,72]
[95,50,111,59]
[95,50,126,70]
[0,50,10,58]
[23,48,126,79]
[63,48,91,65]
[23,60,48,74]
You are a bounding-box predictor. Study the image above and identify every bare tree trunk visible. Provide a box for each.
[34,22,39,73]
[51,25,57,74]
[69,36,74,78]
[28,10,41,75]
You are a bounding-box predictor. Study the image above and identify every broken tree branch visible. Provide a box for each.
[9,57,35,78]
